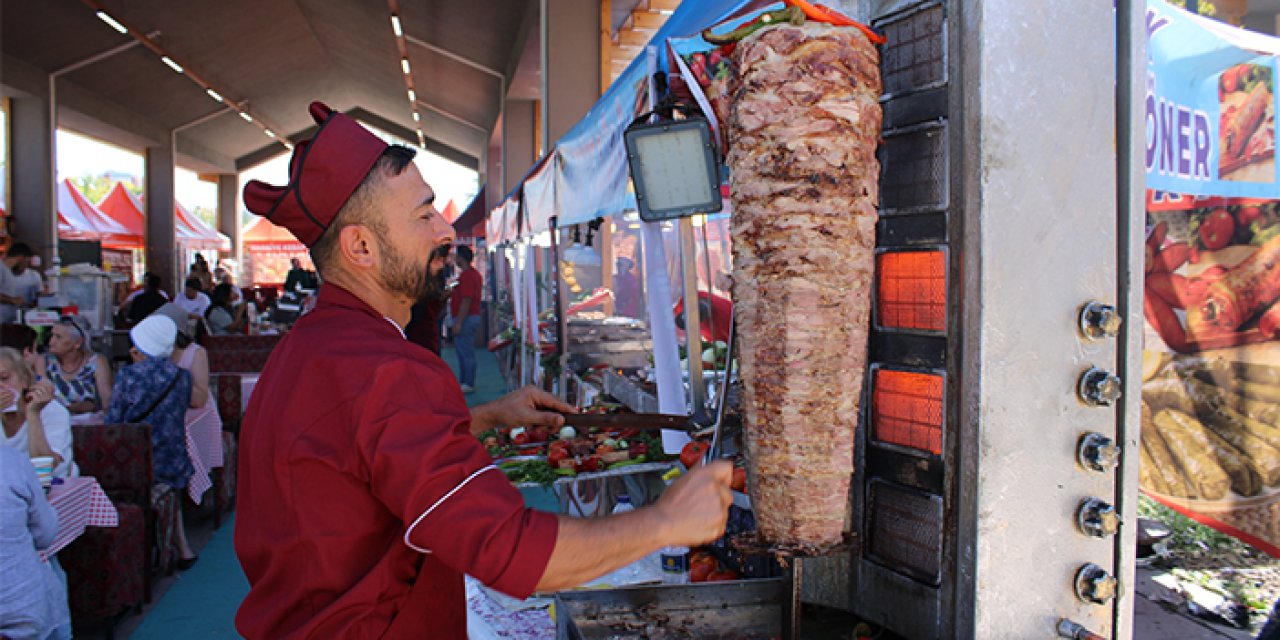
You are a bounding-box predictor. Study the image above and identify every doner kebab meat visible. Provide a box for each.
[728,22,882,551]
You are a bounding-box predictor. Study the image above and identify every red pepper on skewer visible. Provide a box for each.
[784,0,887,44]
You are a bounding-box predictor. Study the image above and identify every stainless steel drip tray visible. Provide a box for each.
[555,579,785,640]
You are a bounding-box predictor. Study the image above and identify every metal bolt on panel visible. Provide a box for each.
[1074,563,1117,605]
[1076,498,1121,538]
[1078,367,1122,407]
[1078,302,1122,340]
[1077,432,1121,473]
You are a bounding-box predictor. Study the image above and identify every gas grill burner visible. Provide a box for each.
[729,531,860,559]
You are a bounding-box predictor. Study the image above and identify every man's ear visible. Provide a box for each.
[338,224,379,271]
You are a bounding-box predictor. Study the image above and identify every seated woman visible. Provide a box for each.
[0,347,76,478]
[205,283,246,335]
[106,315,198,568]
[155,303,222,478]
[0,447,70,640]
[41,316,113,415]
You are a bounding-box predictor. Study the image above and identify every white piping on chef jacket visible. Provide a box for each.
[383,316,406,339]
[403,465,499,553]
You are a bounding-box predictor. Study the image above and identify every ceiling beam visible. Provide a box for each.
[175,136,236,174]
[404,33,504,79]
[236,107,481,172]
[416,100,488,133]
[647,0,681,12]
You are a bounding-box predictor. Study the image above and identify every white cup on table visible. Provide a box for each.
[30,456,54,489]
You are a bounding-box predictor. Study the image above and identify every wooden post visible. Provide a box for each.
[600,0,613,95]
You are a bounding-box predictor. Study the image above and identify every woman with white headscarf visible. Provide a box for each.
[107,315,199,567]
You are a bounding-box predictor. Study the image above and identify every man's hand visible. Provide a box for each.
[469,386,577,436]
[652,460,734,547]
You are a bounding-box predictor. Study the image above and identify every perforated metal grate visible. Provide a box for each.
[880,123,947,214]
[876,250,946,332]
[867,479,945,585]
[872,368,945,456]
[880,3,947,96]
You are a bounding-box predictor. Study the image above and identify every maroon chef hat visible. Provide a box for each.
[243,102,388,247]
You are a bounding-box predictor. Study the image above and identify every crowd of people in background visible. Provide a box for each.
[0,310,216,636]
[0,240,487,637]
[0,248,247,637]
[116,252,267,339]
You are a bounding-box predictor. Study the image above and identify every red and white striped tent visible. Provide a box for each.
[175,200,231,253]
[98,183,230,253]
[58,179,140,249]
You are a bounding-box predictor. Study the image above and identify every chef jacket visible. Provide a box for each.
[234,284,558,639]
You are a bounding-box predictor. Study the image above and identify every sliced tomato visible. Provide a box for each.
[680,441,711,469]
[548,448,569,467]
[690,563,713,583]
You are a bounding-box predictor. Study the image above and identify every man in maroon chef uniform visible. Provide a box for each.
[233,102,734,639]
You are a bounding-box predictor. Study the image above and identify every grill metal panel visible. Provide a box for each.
[880,3,948,97]
[866,479,945,586]
[880,122,948,214]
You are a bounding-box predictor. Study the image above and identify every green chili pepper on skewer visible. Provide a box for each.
[701,6,804,45]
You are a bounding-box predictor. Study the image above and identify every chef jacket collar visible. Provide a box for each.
[317,284,406,340]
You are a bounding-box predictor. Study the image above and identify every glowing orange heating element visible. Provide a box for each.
[872,369,944,456]
[876,251,946,332]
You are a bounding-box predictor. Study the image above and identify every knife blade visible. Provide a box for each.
[557,412,693,431]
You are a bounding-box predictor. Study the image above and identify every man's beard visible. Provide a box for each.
[376,237,449,302]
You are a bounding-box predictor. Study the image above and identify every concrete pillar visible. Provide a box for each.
[487,141,503,209]
[503,100,537,193]
[145,143,179,295]
[8,96,56,264]
[216,174,240,268]
[541,0,602,145]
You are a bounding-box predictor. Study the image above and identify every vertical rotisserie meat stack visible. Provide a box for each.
[727,22,882,552]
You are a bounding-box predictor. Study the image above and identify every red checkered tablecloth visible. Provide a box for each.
[41,476,118,561]
[186,405,225,503]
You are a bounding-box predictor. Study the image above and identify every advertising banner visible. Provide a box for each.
[1142,189,1280,556]
[1145,1,1280,197]
[1141,2,1280,557]
[246,245,312,288]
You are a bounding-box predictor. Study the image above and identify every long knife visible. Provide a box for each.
[557,412,693,431]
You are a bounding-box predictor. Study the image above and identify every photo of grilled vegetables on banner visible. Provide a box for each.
[1143,191,1280,555]
[1218,62,1275,183]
